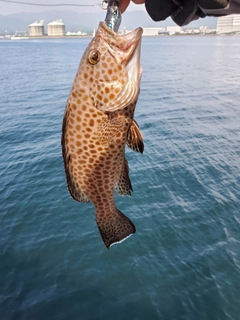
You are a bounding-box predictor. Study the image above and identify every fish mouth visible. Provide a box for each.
[95,22,143,112]
[99,21,143,43]
[121,26,143,51]
[98,22,142,65]
[99,21,143,80]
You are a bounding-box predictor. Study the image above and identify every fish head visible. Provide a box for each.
[80,22,143,111]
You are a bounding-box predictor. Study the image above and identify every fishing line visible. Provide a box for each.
[0,0,98,7]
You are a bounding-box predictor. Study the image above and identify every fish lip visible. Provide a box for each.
[98,21,143,52]
[122,29,142,80]
[121,27,143,46]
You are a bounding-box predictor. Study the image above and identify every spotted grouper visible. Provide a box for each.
[62,22,144,249]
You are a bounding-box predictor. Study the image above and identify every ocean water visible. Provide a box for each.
[1,35,240,320]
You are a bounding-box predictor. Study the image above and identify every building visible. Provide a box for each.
[29,20,44,36]
[216,15,234,33]
[142,27,165,36]
[47,19,65,36]
[232,14,240,32]
[216,14,240,34]
[65,31,87,36]
[166,26,182,35]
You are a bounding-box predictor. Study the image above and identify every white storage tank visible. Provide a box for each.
[29,20,44,36]
[47,19,65,36]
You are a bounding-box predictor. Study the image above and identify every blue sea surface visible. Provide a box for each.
[1,35,240,320]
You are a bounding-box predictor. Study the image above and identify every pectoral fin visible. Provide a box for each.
[127,119,144,153]
[115,159,132,196]
[96,114,125,145]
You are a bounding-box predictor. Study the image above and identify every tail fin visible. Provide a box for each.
[96,208,136,249]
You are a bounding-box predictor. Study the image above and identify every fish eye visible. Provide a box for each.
[88,49,100,65]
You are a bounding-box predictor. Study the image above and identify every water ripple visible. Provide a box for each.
[1,36,240,320]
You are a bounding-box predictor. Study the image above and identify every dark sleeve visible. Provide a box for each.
[145,0,240,26]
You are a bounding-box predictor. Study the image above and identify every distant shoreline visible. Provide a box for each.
[29,35,93,39]
[9,35,92,39]
[1,33,240,40]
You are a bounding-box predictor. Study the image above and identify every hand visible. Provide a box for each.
[120,0,145,13]
[120,0,240,26]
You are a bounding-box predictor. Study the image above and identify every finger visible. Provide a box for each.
[132,0,146,3]
[120,0,131,13]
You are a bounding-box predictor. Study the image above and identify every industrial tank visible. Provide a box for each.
[29,20,44,36]
[47,19,65,36]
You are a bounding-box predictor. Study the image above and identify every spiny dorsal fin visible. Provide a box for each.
[115,159,132,196]
[126,119,144,153]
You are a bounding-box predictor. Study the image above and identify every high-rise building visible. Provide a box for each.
[216,15,240,34]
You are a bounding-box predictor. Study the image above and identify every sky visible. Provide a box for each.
[0,0,145,15]
[0,0,217,29]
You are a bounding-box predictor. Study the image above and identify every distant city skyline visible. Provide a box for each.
[0,0,144,15]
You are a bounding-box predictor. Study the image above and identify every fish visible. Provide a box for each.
[61,22,144,249]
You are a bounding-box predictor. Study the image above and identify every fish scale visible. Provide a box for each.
[62,22,144,249]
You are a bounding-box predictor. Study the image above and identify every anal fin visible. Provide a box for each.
[127,119,144,153]
[115,159,132,196]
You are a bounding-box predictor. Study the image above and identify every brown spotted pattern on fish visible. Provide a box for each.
[62,22,144,249]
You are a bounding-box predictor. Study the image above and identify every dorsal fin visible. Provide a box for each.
[115,159,132,196]
[126,119,144,153]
